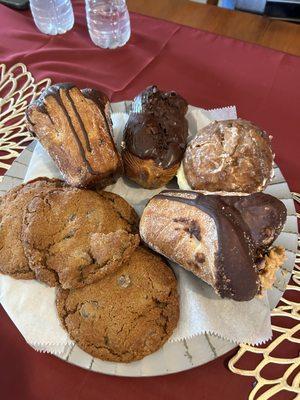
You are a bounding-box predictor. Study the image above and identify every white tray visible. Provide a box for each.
[0,101,298,377]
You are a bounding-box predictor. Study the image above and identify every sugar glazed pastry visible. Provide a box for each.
[56,247,179,362]
[179,119,274,193]
[22,188,139,289]
[122,85,188,188]
[26,83,123,188]
[140,190,286,301]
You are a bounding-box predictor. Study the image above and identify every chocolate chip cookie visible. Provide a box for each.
[22,188,139,288]
[0,178,65,279]
[56,246,179,362]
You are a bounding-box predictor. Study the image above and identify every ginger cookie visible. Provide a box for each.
[0,178,65,279]
[22,188,139,288]
[56,247,179,362]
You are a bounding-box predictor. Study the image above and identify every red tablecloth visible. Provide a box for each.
[0,2,299,399]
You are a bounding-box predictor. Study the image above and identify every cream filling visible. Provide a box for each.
[258,246,286,292]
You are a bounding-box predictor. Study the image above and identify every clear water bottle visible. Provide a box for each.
[30,0,74,35]
[85,0,131,49]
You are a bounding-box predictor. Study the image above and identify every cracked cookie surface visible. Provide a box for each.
[56,247,179,362]
[22,188,139,288]
[0,178,65,279]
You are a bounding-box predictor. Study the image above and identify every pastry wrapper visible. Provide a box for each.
[0,105,274,356]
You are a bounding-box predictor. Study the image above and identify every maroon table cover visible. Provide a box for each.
[0,1,299,399]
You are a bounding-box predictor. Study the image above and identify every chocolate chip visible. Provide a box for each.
[195,252,206,264]
[79,301,99,318]
[63,229,75,239]
[173,217,189,223]
[117,275,131,288]
[155,300,167,308]
[86,209,96,217]
[68,213,76,221]
[187,220,201,241]
[174,218,201,240]
[80,308,90,319]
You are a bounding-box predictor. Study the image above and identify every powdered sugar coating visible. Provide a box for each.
[183,119,273,193]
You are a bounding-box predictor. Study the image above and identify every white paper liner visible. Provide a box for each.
[0,104,273,356]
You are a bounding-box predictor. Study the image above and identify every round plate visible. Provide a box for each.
[0,101,298,377]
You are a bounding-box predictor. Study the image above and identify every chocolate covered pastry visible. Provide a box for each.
[26,83,123,188]
[180,119,274,193]
[122,85,188,188]
[140,190,286,301]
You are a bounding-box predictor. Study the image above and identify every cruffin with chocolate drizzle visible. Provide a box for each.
[26,83,123,188]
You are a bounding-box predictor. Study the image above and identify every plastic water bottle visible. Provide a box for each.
[85,0,131,49]
[30,0,74,35]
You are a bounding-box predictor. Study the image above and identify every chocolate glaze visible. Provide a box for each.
[155,190,259,301]
[28,83,96,174]
[81,88,109,113]
[81,88,119,159]
[65,89,91,152]
[32,82,75,115]
[123,86,188,169]
[132,85,188,115]
[82,88,123,176]
[221,193,287,251]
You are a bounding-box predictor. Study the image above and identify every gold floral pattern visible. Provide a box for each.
[229,194,300,400]
[0,63,51,180]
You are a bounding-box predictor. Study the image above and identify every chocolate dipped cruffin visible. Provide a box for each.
[26,83,123,188]
[140,190,286,301]
[178,119,274,193]
[122,85,188,189]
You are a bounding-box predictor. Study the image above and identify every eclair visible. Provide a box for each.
[122,85,188,189]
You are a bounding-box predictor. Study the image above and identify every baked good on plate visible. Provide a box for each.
[22,188,139,289]
[122,85,188,188]
[0,178,65,279]
[26,83,123,188]
[56,246,179,362]
[178,119,274,193]
[140,190,286,301]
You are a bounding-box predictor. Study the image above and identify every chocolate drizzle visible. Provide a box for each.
[29,83,98,174]
[155,190,259,301]
[81,88,115,153]
[123,86,188,169]
[26,83,123,187]
[65,89,91,152]
[220,193,287,250]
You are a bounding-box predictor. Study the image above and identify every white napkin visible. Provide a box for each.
[0,105,272,356]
